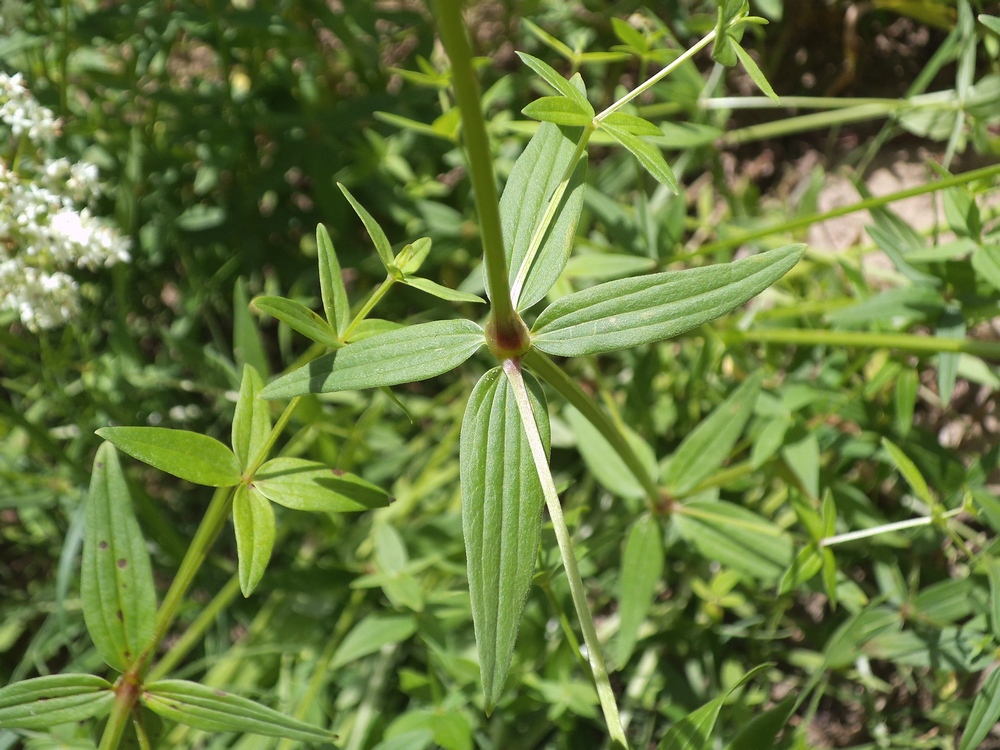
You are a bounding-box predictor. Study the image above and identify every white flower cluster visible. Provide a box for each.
[0,72,131,331]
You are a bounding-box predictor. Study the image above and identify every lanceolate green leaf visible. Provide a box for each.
[664,373,762,496]
[317,223,351,334]
[142,679,336,743]
[881,438,934,505]
[232,364,271,470]
[598,120,678,192]
[532,245,804,357]
[330,614,418,670]
[251,295,342,349]
[657,662,769,750]
[600,111,662,136]
[338,183,396,272]
[515,52,594,115]
[500,121,588,311]
[233,484,275,597]
[461,367,550,712]
[959,667,1000,750]
[674,500,793,582]
[522,96,594,127]
[259,319,484,399]
[96,427,242,487]
[254,456,390,512]
[730,42,778,102]
[82,442,157,672]
[402,276,485,304]
[616,514,664,668]
[0,674,114,729]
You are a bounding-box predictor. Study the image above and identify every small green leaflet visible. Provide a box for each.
[674,500,793,582]
[232,364,271,470]
[317,223,351,334]
[233,483,275,597]
[252,295,342,349]
[142,679,336,743]
[597,120,678,192]
[403,276,485,304]
[664,373,761,496]
[532,245,804,357]
[515,52,593,116]
[616,514,663,669]
[96,426,242,487]
[729,42,778,103]
[330,614,418,670]
[522,96,593,127]
[338,182,396,273]
[960,667,1000,750]
[461,367,549,712]
[254,456,390,512]
[0,674,114,729]
[82,442,157,672]
[259,319,484,399]
[881,437,934,505]
[657,662,770,750]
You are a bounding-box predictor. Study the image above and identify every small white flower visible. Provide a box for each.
[0,72,130,331]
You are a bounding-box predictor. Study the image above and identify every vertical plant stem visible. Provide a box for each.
[134,486,236,676]
[504,358,629,750]
[433,0,516,326]
[146,574,242,682]
[524,349,660,507]
[341,277,396,342]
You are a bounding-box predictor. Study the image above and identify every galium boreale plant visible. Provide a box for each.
[252,1,803,745]
[0,364,389,748]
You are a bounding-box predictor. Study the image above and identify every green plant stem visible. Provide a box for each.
[341,277,396,341]
[504,358,628,750]
[820,508,963,547]
[433,0,515,326]
[720,327,1000,359]
[694,162,1000,256]
[246,396,301,477]
[525,349,660,507]
[99,677,140,750]
[146,574,242,682]
[136,486,235,676]
[594,30,717,122]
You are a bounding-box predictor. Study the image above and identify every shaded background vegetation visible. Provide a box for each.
[2,1,1000,748]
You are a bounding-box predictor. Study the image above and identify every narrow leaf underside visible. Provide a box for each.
[142,679,335,743]
[461,367,550,711]
[259,319,484,399]
[81,443,157,672]
[0,674,114,729]
[532,244,805,356]
[500,121,588,311]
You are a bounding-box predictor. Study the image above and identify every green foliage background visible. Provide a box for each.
[3,0,1000,747]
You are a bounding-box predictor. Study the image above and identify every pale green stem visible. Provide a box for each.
[820,508,963,547]
[99,679,139,750]
[504,358,628,750]
[720,327,1000,359]
[340,277,396,342]
[246,396,302,477]
[524,349,660,507]
[146,574,242,682]
[345,645,398,750]
[594,30,717,122]
[695,162,1000,256]
[434,0,516,325]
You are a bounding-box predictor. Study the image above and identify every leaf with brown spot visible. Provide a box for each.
[82,442,157,672]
